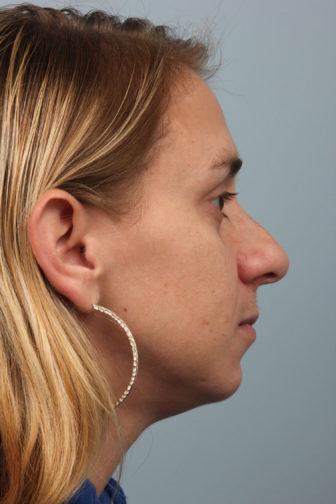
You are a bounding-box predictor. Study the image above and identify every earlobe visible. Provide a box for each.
[28,189,101,312]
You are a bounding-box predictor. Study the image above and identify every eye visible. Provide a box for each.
[210,191,238,219]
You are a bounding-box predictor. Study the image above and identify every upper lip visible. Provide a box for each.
[239,314,259,326]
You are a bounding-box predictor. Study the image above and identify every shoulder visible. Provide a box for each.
[67,478,127,504]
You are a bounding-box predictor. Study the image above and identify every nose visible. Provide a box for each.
[235,209,290,288]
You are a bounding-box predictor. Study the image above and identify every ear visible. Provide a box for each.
[28,189,102,313]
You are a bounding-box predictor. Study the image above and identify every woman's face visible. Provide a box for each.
[97,72,289,416]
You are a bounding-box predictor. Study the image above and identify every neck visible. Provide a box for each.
[88,402,153,497]
[83,311,206,496]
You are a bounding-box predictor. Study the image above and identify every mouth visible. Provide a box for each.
[238,314,259,341]
[239,314,259,326]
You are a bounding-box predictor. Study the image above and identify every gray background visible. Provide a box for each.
[1,0,335,503]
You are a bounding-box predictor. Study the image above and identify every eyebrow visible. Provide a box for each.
[210,154,243,180]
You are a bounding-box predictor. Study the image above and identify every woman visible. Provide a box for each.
[0,4,289,503]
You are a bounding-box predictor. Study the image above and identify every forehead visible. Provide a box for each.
[138,71,239,206]
[158,72,238,181]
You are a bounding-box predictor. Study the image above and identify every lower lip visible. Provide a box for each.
[238,323,256,340]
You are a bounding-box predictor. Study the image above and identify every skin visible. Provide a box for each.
[28,71,289,496]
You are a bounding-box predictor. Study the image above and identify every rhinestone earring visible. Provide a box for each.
[92,304,139,407]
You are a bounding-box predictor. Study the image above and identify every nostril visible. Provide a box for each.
[263,254,290,284]
[262,272,278,284]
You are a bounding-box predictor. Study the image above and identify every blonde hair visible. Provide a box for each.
[0,4,210,503]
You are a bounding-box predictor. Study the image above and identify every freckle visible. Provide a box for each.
[123,307,128,313]
[201,319,209,326]
[164,282,168,288]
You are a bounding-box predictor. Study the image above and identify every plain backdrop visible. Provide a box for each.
[1,1,335,503]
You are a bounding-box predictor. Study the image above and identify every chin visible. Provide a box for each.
[178,366,244,412]
[204,365,243,404]
[153,365,244,420]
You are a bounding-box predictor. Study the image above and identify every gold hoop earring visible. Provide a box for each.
[92,304,139,408]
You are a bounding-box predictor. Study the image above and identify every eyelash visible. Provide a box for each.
[211,191,238,219]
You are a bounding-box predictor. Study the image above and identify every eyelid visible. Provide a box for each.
[210,191,238,219]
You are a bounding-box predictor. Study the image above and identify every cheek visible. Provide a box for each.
[109,219,238,348]
[103,217,245,405]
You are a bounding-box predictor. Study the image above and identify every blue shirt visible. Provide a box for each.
[68,478,127,504]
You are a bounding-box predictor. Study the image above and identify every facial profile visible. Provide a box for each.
[85,71,290,419]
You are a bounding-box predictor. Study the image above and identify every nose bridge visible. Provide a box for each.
[234,207,290,286]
